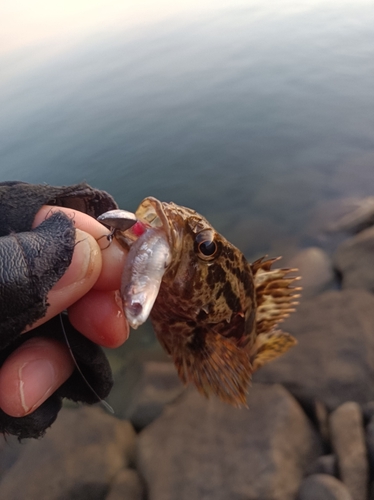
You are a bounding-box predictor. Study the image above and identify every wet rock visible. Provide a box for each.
[286,247,334,298]
[297,474,353,500]
[0,407,136,500]
[137,384,322,500]
[106,469,144,500]
[254,290,374,409]
[330,402,368,500]
[306,454,338,477]
[108,359,184,430]
[334,226,374,291]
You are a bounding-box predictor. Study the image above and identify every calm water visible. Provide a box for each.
[1,1,374,263]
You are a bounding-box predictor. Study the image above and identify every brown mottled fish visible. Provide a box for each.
[98,198,300,406]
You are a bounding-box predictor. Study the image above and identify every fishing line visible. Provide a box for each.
[59,313,114,414]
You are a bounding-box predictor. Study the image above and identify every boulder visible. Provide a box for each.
[330,402,368,500]
[137,384,322,500]
[334,226,374,291]
[0,407,136,500]
[254,290,374,409]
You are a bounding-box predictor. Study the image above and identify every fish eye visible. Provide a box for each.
[194,230,218,260]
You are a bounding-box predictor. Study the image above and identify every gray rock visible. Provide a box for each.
[297,474,353,500]
[286,247,334,298]
[306,455,338,477]
[137,384,322,500]
[334,226,374,291]
[106,469,144,500]
[330,402,368,500]
[254,290,374,409]
[0,407,136,500]
[109,359,185,430]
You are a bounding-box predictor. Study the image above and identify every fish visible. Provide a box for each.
[98,197,300,406]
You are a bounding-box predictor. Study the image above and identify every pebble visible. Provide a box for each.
[297,474,354,500]
[330,402,368,500]
[286,247,334,298]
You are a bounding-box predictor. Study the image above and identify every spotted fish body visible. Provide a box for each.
[105,197,300,406]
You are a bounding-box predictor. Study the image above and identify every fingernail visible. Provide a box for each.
[53,229,96,290]
[18,360,56,414]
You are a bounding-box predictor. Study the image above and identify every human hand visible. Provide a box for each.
[0,206,129,417]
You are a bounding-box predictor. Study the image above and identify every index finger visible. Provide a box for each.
[32,205,110,241]
[33,205,127,291]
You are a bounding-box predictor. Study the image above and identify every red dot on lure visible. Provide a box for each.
[131,221,147,236]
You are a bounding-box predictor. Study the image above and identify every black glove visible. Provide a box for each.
[0,181,117,439]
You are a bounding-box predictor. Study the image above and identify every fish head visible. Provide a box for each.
[134,197,256,341]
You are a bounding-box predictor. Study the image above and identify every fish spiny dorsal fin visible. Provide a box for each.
[252,256,301,335]
[171,331,252,407]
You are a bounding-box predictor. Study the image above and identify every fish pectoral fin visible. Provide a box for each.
[172,332,252,408]
[252,256,301,335]
[250,329,297,372]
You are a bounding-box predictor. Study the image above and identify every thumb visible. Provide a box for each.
[25,229,102,332]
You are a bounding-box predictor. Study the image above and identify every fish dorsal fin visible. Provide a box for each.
[171,331,252,407]
[250,329,297,372]
[252,257,301,335]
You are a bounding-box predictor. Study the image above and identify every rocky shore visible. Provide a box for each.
[1,198,374,500]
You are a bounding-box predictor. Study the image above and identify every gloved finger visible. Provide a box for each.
[33,205,128,291]
[25,229,102,332]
